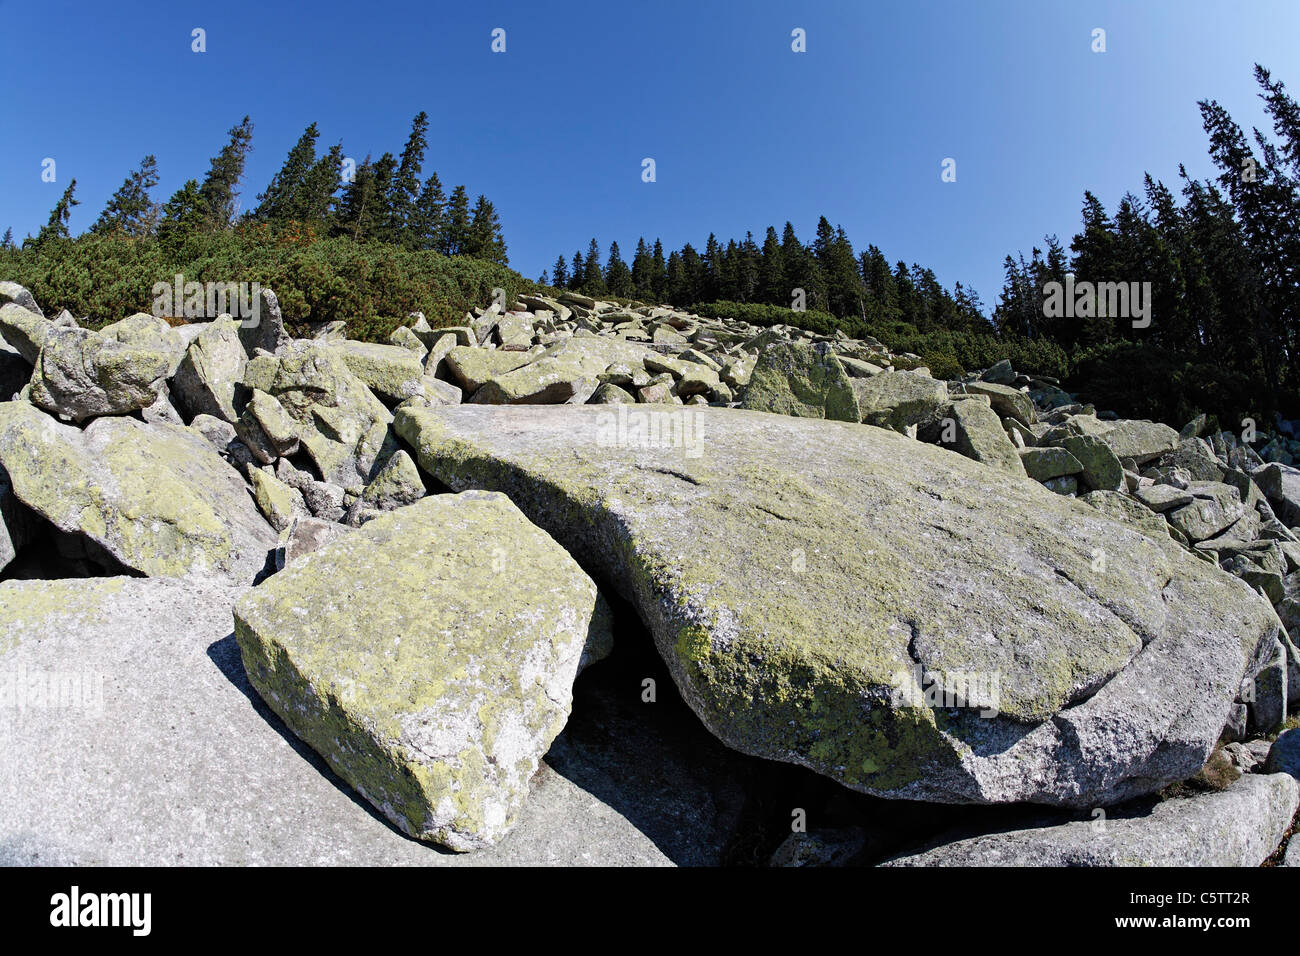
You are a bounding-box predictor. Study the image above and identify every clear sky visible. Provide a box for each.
[2,0,1297,312]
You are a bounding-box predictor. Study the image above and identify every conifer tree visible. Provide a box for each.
[466,194,507,264]
[410,172,446,251]
[297,142,344,224]
[35,180,79,246]
[197,115,254,229]
[582,238,605,293]
[386,111,429,244]
[158,179,206,240]
[605,241,632,297]
[254,123,319,222]
[92,155,160,236]
[441,185,472,255]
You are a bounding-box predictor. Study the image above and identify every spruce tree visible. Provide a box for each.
[410,172,446,251]
[441,186,472,255]
[158,179,206,240]
[197,115,254,229]
[758,226,785,304]
[630,237,652,299]
[255,123,319,222]
[35,180,79,246]
[92,155,160,236]
[552,255,569,288]
[297,143,343,224]
[582,238,605,293]
[386,111,429,245]
[466,194,507,263]
[605,241,633,297]
[651,239,667,301]
[0,228,12,249]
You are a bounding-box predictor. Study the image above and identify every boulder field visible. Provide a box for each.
[0,282,1297,865]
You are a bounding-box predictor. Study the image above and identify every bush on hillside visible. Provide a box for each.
[0,230,534,343]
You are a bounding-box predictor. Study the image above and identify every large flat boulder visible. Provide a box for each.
[394,404,1281,808]
[329,341,426,403]
[0,402,276,582]
[234,491,613,851]
[882,772,1299,866]
[1094,419,1181,465]
[0,576,667,866]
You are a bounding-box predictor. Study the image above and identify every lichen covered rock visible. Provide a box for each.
[395,404,1280,808]
[0,402,276,582]
[233,491,612,851]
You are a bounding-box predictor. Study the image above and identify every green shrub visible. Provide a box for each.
[0,230,535,343]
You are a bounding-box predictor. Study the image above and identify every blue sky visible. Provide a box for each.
[2,0,1297,313]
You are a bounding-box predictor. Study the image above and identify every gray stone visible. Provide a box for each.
[29,327,171,421]
[234,492,613,851]
[1018,446,1083,482]
[850,369,948,432]
[882,772,1299,866]
[0,576,670,866]
[0,302,50,363]
[394,404,1280,808]
[0,403,276,583]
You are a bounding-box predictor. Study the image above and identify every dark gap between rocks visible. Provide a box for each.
[545,588,1041,866]
[2,514,139,581]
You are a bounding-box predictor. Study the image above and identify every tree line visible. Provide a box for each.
[7,112,509,264]
[993,64,1300,417]
[545,219,989,334]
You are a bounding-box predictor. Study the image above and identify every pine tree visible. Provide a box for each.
[605,241,632,297]
[582,238,605,294]
[386,111,429,245]
[552,255,569,288]
[409,172,446,251]
[0,228,12,249]
[254,123,319,222]
[569,251,584,289]
[441,186,472,255]
[92,155,160,236]
[158,179,206,240]
[35,180,79,246]
[466,194,507,264]
[197,115,254,229]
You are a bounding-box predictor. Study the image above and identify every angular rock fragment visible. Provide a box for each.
[882,773,1299,866]
[29,327,170,421]
[234,491,613,851]
[0,402,276,582]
